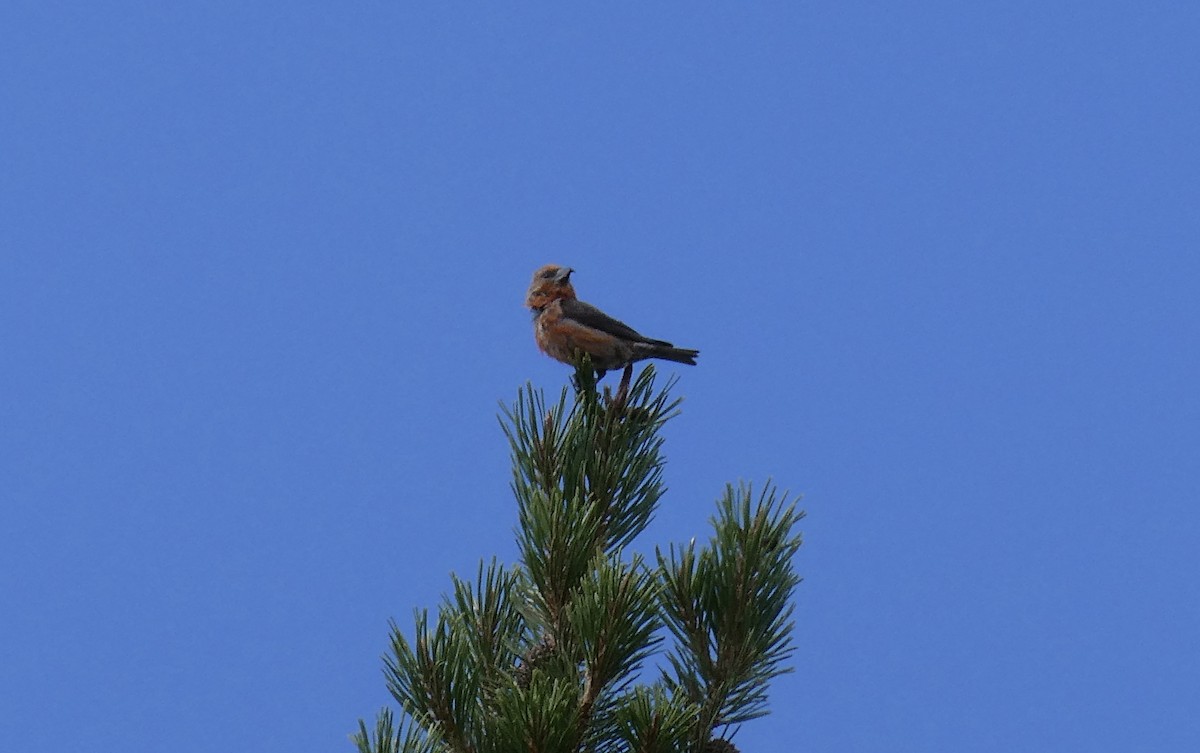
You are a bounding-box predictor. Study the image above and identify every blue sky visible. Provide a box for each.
[3,3,1198,751]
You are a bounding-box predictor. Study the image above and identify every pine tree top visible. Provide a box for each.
[356,365,804,753]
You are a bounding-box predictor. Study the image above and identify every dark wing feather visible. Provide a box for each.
[560,299,671,346]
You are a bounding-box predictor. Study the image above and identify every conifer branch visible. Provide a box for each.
[658,482,804,746]
[352,707,447,753]
[364,370,802,753]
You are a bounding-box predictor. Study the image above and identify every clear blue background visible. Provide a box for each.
[3,3,1197,751]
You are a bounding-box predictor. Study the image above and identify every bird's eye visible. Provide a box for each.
[540,269,557,279]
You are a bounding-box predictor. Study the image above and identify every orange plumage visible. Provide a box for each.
[525,265,699,380]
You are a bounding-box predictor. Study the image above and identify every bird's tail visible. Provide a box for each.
[650,345,699,366]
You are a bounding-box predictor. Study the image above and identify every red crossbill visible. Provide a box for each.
[525,264,699,380]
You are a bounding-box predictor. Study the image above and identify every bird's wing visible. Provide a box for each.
[560,299,670,346]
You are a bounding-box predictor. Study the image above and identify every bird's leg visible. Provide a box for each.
[571,366,602,394]
[614,363,633,407]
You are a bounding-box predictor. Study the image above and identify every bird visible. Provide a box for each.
[525,265,699,385]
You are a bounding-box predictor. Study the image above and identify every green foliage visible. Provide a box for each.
[352,707,446,753]
[609,686,701,753]
[566,553,661,700]
[489,669,583,753]
[658,483,804,740]
[356,365,804,753]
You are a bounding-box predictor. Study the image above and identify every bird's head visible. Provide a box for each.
[525,264,576,309]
